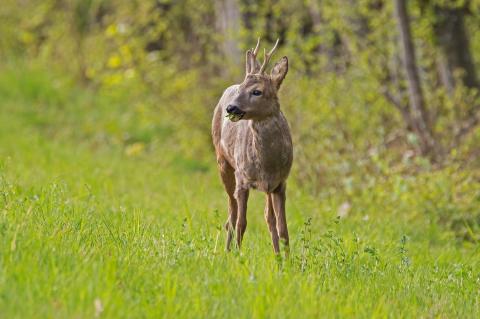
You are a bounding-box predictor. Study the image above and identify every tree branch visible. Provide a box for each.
[453,106,480,145]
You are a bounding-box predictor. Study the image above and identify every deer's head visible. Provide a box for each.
[226,39,288,122]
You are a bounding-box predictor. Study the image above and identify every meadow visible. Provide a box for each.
[1,60,479,318]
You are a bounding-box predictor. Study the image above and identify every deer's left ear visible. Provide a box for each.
[271,56,288,90]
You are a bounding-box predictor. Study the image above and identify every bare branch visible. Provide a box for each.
[382,88,415,131]
[453,106,480,145]
[382,89,405,111]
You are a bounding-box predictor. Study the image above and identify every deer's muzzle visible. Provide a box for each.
[226,105,245,122]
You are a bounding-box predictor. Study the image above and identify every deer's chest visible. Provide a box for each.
[235,132,292,193]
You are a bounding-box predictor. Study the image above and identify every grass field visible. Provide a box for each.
[1,64,479,318]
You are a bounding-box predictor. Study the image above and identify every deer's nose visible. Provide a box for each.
[226,105,241,114]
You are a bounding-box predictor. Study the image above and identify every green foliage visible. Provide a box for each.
[1,0,478,164]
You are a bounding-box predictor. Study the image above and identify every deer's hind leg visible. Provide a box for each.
[265,194,280,254]
[218,157,237,251]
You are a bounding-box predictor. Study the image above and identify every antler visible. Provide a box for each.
[247,38,261,74]
[259,38,280,74]
[252,37,260,57]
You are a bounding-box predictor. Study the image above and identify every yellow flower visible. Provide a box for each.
[125,142,145,157]
[105,24,117,37]
[107,55,121,69]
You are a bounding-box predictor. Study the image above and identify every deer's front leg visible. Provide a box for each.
[218,157,238,251]
[225,196,238,251]
[265,194,280,254]
[271,183,289,256]
[235,187,249,249]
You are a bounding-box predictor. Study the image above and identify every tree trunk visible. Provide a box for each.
[433,6,478,91]
[307,1,335,69]
[393,0,438,159]
[306,0,347,73]
[215,0,241,74]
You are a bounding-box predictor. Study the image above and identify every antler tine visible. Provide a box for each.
[247,37,261,74]
[253,37,261,56]
[245,49,253,74]
[259,38,280,74]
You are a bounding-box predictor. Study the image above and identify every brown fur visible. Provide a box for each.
[211,41,292,255]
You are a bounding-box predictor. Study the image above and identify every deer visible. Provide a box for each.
[211,38,293,255]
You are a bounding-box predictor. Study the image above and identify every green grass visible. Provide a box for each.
[0,64,479,318]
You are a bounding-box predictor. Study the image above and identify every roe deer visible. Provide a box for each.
[212,39,292,255]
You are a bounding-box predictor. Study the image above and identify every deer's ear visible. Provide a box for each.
[271,56,288,90]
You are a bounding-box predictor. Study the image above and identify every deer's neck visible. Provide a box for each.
[248,112,289,155]
[249,116,276,143]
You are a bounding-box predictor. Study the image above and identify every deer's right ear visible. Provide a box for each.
[271,56,288,90]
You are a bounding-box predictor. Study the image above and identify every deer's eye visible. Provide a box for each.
[252,90,262,96]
